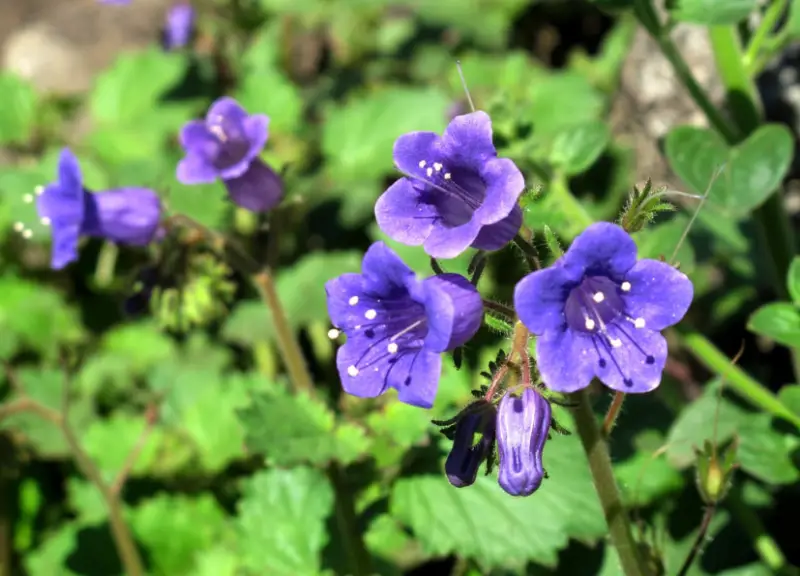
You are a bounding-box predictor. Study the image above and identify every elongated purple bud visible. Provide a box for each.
[497,388,551,496]
[445,409,496,488]
[163,3,195,50]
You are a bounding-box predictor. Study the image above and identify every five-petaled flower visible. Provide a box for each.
[375,111,525,259]
[325,241,483,408]
[176,97,283,213]
[163,3,195,50]
[35,148,162,270]
[514,222,693,394]
[496,388,550,497]
[445,405,496,488]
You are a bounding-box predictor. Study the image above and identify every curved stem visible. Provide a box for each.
[482,299,515,320]
[570,388,649,576]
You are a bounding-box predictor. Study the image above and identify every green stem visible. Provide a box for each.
[632,0,738,142]
[601,391,626,438]
[676,505,716,576]
[250,270,314,394]
[726,486,797,575]
[570,389,649,576]
[682,332,800,430]
[743,0,790,74]
[328,464,374,576]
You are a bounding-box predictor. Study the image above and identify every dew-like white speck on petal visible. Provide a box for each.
[348,296,359,306]
[347,365,359,376]
[365,309,377,320]
[593,292,605,303]
[621,281,631,292]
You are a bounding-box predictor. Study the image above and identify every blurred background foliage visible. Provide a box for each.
[0,0,799,574]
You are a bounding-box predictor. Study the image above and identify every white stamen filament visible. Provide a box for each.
[444,173,451,180]
[13,222,24,232]
[34,186,44,196]
[426,167,433,177]
[592,291,605,303]
[387,342,398,353]
[390,319,424,341]
[40,217,51,226]
[433,162,442,171]
[365,309,377,320]
[348,296,359,306]
[610,338,622,348]
[584,318,595,330]
[418,160,426,168]
[22,229,32,239]
[621,281,631,292]
[23,194,33,203]
[327,328,340,339]
[347,365,359,377]
[634,317,645,328]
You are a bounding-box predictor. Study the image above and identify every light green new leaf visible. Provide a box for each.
[0,73,37,144]
[747,302,800,349]
[665,124,794,217]
[237,387,369,466]
[90,48,186,125]
[237,467,334,576]
[668,0,758,25]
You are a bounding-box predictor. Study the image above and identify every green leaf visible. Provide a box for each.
[237,387,369,466]
[235,69,303,136]
[667,384,800,485]
[236,467,334,576]
[89,48,186,125]
[747,302,800,349]
[131,494,230,576]
[527,71,605,137]
[24,523,81,576]
[668,0,758,25]
[0,368,95,458]
[664,124,794,217]
[322,87,449,183]
[778,384,800,417]
[189,547,241,576]
[632,214,696,272]
[549,120,610,176]
[391,432,604,569]
[787,256,800,306]
[81,413,164,480]
[0,72,37,144]
[0,275,84,360]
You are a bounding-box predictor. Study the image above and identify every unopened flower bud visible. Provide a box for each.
[497,388,551,497]
[444,408,496,488]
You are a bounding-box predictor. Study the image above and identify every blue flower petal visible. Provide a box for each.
[535,327,597,393]
[497,388,550,497]
[472,204,522,251]
[623,259,693,331]
[562,222,637,280]
[82,188,162,245]
[473,157,525,226]
[440,111,496,166]
[420,273,482,352]
[375,178,438,246]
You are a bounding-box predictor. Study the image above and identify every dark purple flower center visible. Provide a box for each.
[564,276,626,335]
[410,159,486,227]
[344,294,429,378]
[207,117,251,171]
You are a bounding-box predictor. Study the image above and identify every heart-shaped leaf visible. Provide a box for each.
[748,302,800,349]
[665,124,794,217]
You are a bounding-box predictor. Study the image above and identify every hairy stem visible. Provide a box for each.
[570,388,649,576]
[676,505,716,576]
[482,299,515,320]
[601,391,626,438]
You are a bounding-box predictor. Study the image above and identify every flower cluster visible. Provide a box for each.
[22,96,282,270]
[325,111,694,497]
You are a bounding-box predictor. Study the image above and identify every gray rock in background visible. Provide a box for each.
[1,0,170,96]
